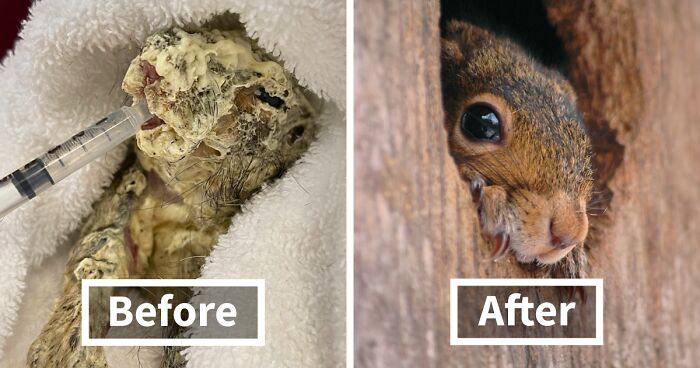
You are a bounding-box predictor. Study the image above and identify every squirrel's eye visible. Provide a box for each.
[460,104,502,142]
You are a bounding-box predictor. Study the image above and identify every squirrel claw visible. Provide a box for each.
[489,232,510,261]
[470,178,484,204]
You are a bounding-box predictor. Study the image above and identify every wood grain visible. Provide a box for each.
[354,0,700,366]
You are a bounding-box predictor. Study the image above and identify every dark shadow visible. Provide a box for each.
[440,0,568,71]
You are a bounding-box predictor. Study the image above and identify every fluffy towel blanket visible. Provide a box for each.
[0,0,346,367]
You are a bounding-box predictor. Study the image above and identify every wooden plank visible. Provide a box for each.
[354,0,700,366]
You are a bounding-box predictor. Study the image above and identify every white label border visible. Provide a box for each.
[450,278,603,346]
[81,278,265,347]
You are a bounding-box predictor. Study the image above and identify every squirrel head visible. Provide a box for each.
[441,20,593,265]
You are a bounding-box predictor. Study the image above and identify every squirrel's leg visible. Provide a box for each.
[26,164,148,368]
[148,235,213,367]
[160,329,188,368]
[144,224,215,367]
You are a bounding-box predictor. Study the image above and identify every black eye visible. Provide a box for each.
[460,103,502,142]
[256,87,285,108]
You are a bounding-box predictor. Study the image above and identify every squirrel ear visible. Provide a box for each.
[556,78,578,104]
[442,19,494,59]
[441,38,463,62]
[445,19,470,35]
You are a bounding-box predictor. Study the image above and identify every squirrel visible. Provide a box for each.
[440,20,594,266]
[26,28,316,368]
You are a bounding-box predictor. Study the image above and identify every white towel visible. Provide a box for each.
[0,0,346,367]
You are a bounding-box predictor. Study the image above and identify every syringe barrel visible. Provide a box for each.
[42,103,150,183]
[0,103,152,218]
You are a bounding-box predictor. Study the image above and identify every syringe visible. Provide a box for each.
[0,102,153,218]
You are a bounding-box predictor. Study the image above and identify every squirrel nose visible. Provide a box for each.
[549,196,589,250]
[549,223,579,249]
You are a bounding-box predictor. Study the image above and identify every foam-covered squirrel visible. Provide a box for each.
[441,20,593,266]
[26,28,315,368]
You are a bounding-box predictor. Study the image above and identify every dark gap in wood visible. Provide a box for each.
[546,1,639,253]
[440,0,568,70]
